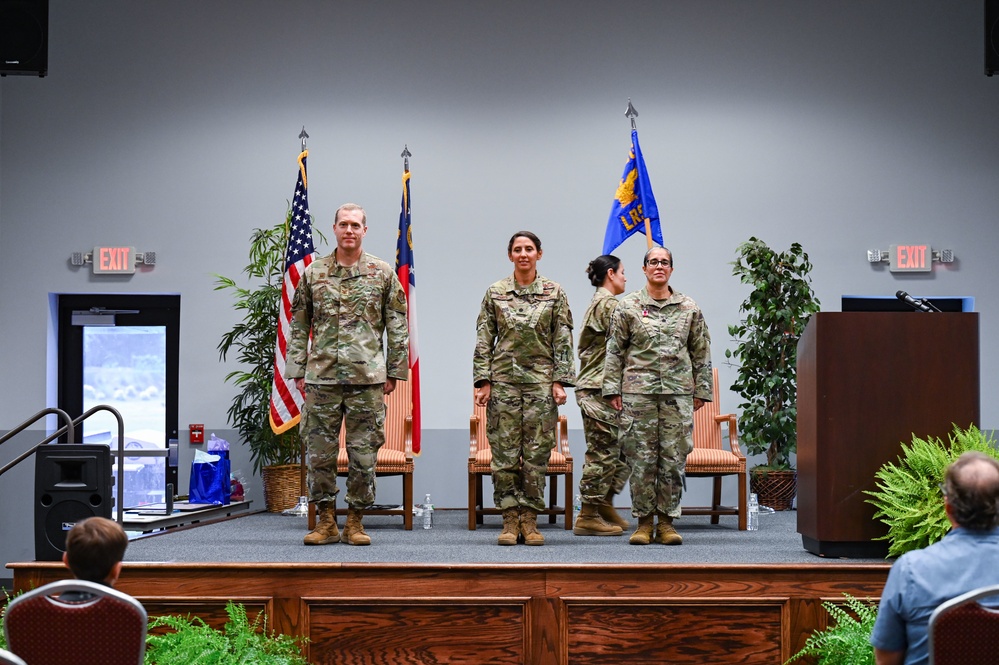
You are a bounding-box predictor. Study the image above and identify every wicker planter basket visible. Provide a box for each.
[750,469,797,512]
[260,463,302,513]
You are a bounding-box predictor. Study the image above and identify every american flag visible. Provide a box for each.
[395,168,421,454]
[269,151,316,434]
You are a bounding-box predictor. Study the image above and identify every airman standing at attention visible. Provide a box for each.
[573,254,629,537]
[287,203,409,547]
[474,231,575,546]
[603,245,712,546]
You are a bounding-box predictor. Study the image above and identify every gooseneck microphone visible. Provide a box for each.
[896,290,939,313]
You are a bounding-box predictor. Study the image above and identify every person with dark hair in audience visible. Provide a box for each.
[473,231,575,546]
[573,254,628,536]
[871,451,999,665]
[63,516,129,587]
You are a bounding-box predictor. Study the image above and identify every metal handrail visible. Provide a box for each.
[0,405,162,525]
[0,408,76,476]
[73,405,127,524]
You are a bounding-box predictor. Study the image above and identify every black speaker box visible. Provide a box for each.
[0,0,48,77]
[989,0,999,76]
[35,444,113,561]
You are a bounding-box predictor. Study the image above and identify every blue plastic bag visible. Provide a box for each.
[189,449,231,505]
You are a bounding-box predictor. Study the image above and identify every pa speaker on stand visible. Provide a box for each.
[988,0,999,76]
[35,444,113,561]
[0,0,48,77]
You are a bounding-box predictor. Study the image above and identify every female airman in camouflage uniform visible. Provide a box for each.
[473,231,575,546]
[603,246,712,546]
[573,254,629,537]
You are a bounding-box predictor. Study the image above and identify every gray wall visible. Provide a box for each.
[2,1,998,568]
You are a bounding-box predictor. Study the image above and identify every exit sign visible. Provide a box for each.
[92,246,136,274]
[889,244,930,273]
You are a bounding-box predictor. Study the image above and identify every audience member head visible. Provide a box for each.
[943,451,999,531]
[62,517,129,585]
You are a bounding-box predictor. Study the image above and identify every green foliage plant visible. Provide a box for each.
[1,590,11,651]
[725,237,821,469]
[215,216,307,474]
[786,594,878,665]
[144,601,308,664]
[866,424,999,558]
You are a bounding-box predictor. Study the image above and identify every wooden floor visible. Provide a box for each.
[10,559,889,664]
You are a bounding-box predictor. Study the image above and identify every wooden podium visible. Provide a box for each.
[796,312,979,558]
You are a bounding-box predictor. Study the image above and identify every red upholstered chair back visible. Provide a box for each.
[0,648,27,665]
[4,580,147,665]
[929,584,999,665]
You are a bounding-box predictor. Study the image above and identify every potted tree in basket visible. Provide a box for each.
[725,237,820,510]
[216,217,310,512]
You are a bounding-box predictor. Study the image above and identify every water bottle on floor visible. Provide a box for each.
[423,493,433,529]
[748,493,760,531]
[573,493,582,522]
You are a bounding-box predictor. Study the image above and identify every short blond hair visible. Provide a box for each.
[334,203,367,226]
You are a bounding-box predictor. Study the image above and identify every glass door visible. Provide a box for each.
[58,294,180,509]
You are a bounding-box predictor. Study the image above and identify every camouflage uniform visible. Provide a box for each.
[473,274,575,512]
[286,251,409,509]
[602,287,711,519]
[575,287,628,505]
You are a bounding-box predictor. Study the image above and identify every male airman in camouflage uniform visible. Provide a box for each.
[287,203,409,547]
[603,246,712,546]
[474,231,575,545]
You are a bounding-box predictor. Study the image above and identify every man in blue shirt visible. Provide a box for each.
[871,451,999,665]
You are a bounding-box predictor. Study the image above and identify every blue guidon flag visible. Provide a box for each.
[603,129,664,255]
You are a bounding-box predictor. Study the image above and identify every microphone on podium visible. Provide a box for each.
[895,290,939,313]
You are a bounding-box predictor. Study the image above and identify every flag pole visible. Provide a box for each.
[626,99,654,249]
[297,125,309,513]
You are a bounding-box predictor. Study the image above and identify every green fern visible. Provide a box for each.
[144,601,308,664]
[865,424,999,558]
[786,595,878,665]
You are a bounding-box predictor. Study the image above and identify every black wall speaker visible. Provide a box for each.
[35,444,113,561]
[0,0,48,77]
[989,0,999,76]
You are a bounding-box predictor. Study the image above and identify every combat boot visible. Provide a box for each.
[498,507,520,546]
[573,504,623,536]
[342,507,371,546]
[655,515,683,546]
[303,501,339,546]
[520,508,545,546]
[629,515,655,545]
[597,498,630,529]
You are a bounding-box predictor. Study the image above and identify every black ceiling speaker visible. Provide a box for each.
[988,0,999,76]
[0,0,48,77]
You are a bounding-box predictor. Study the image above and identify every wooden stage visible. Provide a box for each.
[9,559,890,664]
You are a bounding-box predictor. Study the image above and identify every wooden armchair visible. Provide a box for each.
[308,375,414,530]
[468,400,573,530]
[682,367,748,530]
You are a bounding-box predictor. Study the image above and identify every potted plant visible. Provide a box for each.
[725,237,820,510]
[786,594,878,665]
[867,424,998,557]
[216,216,311,512]
[144,601,309,664]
